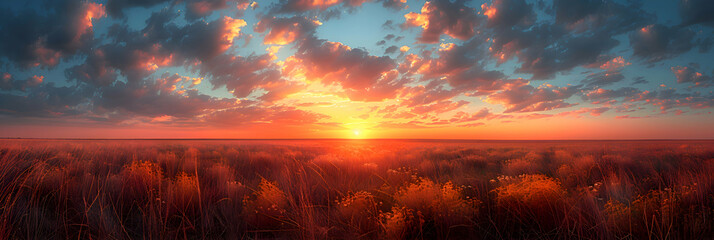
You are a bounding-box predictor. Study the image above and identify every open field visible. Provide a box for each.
[0,139,713,239]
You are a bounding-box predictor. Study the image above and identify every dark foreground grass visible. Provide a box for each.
[0,139,713,239]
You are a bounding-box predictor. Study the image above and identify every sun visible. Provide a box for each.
[353,129,361,136]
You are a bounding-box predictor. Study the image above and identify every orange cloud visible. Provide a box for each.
[292,0,342,10]
[221,16,247,50]
[599,56,631,71]
[31,40,62,67]
[283,40,400,101]
[481,3,497,19]
[81,2,106,30]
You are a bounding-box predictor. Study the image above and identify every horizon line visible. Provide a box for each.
[1,137,713,141]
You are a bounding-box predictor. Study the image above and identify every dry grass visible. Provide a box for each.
[0,139,712,239]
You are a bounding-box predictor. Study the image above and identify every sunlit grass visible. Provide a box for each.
[0,139,712,239]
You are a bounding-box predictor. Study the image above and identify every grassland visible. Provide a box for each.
[0,139,712,239]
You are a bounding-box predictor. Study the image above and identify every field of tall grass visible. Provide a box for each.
[0,139,712,239]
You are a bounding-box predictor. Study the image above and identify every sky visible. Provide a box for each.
[0,0,713,139]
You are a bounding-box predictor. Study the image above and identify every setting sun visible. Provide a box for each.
[0,0,712,238]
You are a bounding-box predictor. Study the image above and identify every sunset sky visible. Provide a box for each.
[0,0,713,139]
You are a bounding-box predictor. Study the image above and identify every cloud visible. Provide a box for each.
[1,0,714,134]
[178,16,247,61]
[398,81,461,107]
[484,0,651,79]
[560,107,609,117]
[512,28,618,79]
[449,108,491,123]
[586,87,714,112]
[384,45,399,55]
[679,0,714,27]
[581,87,639,104]
[552,0,653,34]
[67,10,247,85]
[284,40,401,101]
[382,20,396,30]
[0,74,43,92]
[403,0,481,43]
[0,82,91,118]
[268,0,404,19]
[196,53,302,101]
[254,16,320,45]
[0,0,107,68]
[671,66,712,88]
[632,76,648,85]
[204,103,328,126]
[581,71,625,88]
[94,73,236,119]
[64,49,119,86]
[411,100,469,114]
[615,115,649,120]
[629,24,705,63]
[487,79,580,113]
[481,0,535,28]
[185,0,251,20]
[106,0,170,17]
[400,40,505,95]
[587,56,631,71]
